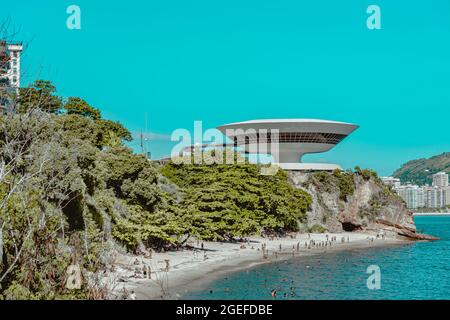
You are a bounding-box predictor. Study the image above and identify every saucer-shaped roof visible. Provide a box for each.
[217,119,359,135]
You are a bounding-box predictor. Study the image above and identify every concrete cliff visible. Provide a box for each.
[288,170,437,241]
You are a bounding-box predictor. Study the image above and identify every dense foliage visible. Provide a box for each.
[0,81,161,299]
[161,155,312,240]
[1,80,313,299]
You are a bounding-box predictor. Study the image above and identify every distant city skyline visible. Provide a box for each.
[382,172,450,209]
[1,0,450,175]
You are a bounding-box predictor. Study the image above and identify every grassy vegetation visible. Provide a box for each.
[305,169,356,201]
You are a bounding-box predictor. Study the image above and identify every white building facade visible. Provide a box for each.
[5,42,23,89]
[396,185,424,209]
[389,171,450,209]
[380,176,401,188]
[432,171,449,188]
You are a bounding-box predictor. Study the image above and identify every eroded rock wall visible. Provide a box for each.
[288,171,437,240]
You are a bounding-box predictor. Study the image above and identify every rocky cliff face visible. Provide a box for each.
[288,170,437,240]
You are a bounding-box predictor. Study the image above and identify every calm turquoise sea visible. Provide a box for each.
[184,216,450,300]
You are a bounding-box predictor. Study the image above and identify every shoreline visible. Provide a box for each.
[110,232,414,300]
[413,212,450,216]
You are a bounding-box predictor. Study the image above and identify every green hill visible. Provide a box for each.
[393,152,450,185]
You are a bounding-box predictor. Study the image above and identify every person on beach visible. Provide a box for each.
[271,290,277,298]
[121,287,129,300]
[164,259,170,272]
[142,265,147,278]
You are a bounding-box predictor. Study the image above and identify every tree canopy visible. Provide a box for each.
[1,80,313,299]
[17,80,63,113]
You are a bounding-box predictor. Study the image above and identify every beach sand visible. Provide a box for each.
[109,232,412,300]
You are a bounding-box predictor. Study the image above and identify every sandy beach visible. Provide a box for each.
[109,232,412,300]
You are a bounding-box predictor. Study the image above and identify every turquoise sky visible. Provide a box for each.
[2,0,450,175]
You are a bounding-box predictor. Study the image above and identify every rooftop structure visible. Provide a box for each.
[216,118,359,170]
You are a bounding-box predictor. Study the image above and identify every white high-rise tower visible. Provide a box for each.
[432,172,449,188]
[6,42,23,89]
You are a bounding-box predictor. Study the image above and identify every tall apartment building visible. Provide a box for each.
[442,186,450,207]
[423,186,439,208]
[1,40,22,110]
[5,42,22,88]
[422,185,450,208]
[396,184,424,209]
[432,171,449,188]
[0,41,22,88]
[0,40,8,83]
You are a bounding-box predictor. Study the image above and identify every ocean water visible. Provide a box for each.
[184,216,450,300]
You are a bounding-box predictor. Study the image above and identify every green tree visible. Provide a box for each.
[161,153,312,241]
[64,97,101,120]
[95,119,132,146]
[17,80,62,113]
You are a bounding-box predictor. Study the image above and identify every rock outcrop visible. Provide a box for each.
[288,170,438,241]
